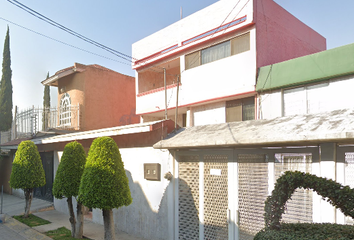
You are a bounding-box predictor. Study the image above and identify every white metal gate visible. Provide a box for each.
[274,153,313,223]
[237,154,268,240]
[177,152,229,240]
[345,152,354,225]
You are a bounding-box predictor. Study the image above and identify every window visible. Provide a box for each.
[283,83,329,116]
[226,97,255,122]
[59,93,71,126]
[185,32,250,70]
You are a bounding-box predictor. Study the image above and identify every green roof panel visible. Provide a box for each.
[256,43,354,92]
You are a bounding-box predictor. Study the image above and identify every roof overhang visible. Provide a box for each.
[154,108,354,150]
[1,120,176,151]
[41,66,85,87]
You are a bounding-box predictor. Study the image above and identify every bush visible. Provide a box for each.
[9,140,45,189]
[264,171,354,230]
[78,136,132,209]
[254,223,354,240]
[9,140,45,217]
[52,141,86,199]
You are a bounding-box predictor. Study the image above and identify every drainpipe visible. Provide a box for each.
[174,76,180,129]
[164,68,167,120]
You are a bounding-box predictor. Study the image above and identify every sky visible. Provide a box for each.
[0,0,353,112]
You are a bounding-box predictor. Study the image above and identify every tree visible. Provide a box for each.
[79,137,132,240]
[0,26,13,131]
[9,140,45,218]
[42,72,50,131]
[52,141,86,238]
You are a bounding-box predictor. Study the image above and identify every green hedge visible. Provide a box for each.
[264,171,354,230]
[52,141,86,199]
[9,140,45,189]
[254,223,354,240]
[78,136,132,210]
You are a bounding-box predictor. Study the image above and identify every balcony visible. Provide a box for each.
[14,104,80,139]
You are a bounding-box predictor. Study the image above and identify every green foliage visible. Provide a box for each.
[0,26,13,131]
[52,141,86,199]
[78,136,132,210]
[264,171,354,230]
[254,223,354,240]
[42,72,50,131]
[9,140,46,189]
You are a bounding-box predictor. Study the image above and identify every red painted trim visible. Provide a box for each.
[135,44,179,65]
[137,91,256,115]
[182,16,247,46]
[133,18,254,69]
[137,82,182,97]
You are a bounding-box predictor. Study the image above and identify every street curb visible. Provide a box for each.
[3,214,52,240]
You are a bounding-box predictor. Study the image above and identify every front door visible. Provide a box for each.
[34,152,53,202]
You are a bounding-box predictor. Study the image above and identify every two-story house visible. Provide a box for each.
[132,0,325,127]
[42,62,140,131]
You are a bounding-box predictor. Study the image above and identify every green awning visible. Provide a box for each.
[256,43,354,92]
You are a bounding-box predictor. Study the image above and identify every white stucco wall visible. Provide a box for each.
[53,147,172,240]
[192,101,226,126]
[132,0,253,60]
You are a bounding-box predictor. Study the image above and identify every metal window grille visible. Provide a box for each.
[275,153,313,223]
[345,152,354,224]
[178,156,200,240]
[238,154,268,240]
[203,155,228,240]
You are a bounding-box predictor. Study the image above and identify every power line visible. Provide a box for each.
[7,0,177,76]
[0,16,131,66]
[7,0,134,63]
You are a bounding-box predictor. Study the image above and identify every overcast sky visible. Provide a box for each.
[0,0,353,112]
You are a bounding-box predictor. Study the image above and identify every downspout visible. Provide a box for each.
[174,76,180,129]
[164,68,167,120]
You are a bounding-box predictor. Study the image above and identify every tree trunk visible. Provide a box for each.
[74,202,84,239]
[103,209,115,240]
[24,188,33,218]
[67,197,76,238]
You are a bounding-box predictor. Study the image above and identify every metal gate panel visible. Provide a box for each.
[238,154,268,240]
[203,155,228,240]
[178,156,200,240]
[275,153,312,223]
[345,152,354,224]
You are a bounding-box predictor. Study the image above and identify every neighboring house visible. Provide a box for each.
[42,62,140,131]
[154,108,354,239]
[256,42,354,119]
[132,0,326,127]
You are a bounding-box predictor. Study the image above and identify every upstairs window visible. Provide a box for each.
[59,93,71,126]
[226,97,255,122]
[185,32,250,70]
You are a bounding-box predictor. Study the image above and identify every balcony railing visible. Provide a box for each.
[14,104,80,139]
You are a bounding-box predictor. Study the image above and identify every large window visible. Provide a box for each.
[185,32,250,70]
[226,97,254,122]
[283,83,329,116]
[59,93,71,126]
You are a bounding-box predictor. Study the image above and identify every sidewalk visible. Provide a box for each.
[0,193,146,240]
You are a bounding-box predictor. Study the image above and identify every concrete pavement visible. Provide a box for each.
[0,193,147,240]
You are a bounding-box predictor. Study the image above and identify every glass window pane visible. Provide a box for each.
[231,32,250,55]
[201,41,230,65]
[185,51,200,70]
[242,97,255,121]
